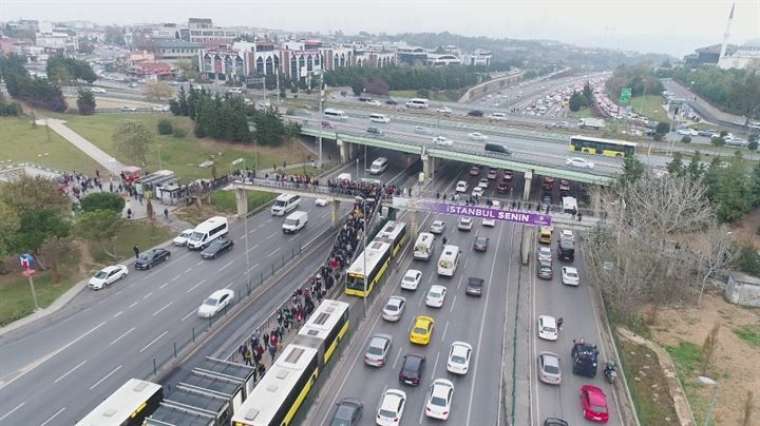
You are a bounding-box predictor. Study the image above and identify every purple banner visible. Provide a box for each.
[425,202,552,226]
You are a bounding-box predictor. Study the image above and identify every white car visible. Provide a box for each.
[197,289,235,318]
[425,379,455,420]
[382,296,407,322]
[377,388,406,426]
[447,341,472,375]
[487,169,498,180]
[482,218,496,227]
[425,285,447,308]
[471,187,484,198]
[401,269,423,291]
[368,99,382,106]
[455,180,468,193]
[315,198,328,207]
[537,315,559,341]
[151,105,170,112]
[489,112,507,120]
[173,229,194,246]
[566,157,594,169]
[478,178,489,189]
[430,220,445,234]
[91,87,107,94]
[458,216,473,231]
[432,136,453,146]
[415,126,433,135]
[491,200,501,209]
[88,264,128,290]
[120,106,137,112]
[560,229,574,241]
[561,266,580,286]
[468,132,488,141]
[436,106,452,114]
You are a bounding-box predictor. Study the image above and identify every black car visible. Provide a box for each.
[330,397,363,426]
[484,143,512,155]
[399,354,425,386]
[571,340,599,378]
[201,238,234,259]
[135,248,171,270]
[465,277,484,297]
[473,236,489,252]
[385,99,398,105]
[467,109,484,117]
[544,417,569,426]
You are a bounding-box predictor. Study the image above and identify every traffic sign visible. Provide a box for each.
[619,87,632,105]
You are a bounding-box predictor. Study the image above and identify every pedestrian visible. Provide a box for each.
[126,208,132,219]
[244,347,252,366]
[268,343,277,363]
[257,363,266,378]
[263,332,269,349]
[577,212,582,222]
[557,317,564,331]
[163,208,169,221]
[442,236,447,246]
[133,245,140,259]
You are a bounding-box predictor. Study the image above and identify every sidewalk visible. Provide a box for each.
[37,118,125,175]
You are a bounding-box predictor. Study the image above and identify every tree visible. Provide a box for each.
[351,80,364,96]
[10,208,71,257]
[619,155,644,186]
[750,162,760,207]
[76,209,123,258]
[76,89,96,115]
[143,81,173,102]
[157,119,174,135]
[714,156,750,222]
[686,151,704,181]
[711,135,726,147]
[701,322,720,374]
[680,135,692,144]
[80,192,125,214]
[655,121,670,136]
[175,60,199,81]
[0,198,20,259]
[569,91,588,112]
[0,175,70,214]
[666,152,684,177]
[748,137,758,151]
[113,121,152,166]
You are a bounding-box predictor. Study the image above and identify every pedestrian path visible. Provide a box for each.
[36,117,125,174]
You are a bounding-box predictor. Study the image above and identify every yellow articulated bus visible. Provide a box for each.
[569,135,637,158]
[345,240,391,298]
[375,220,408,257]
[295,299,350,365]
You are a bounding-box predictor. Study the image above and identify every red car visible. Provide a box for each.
[580,385,609,423]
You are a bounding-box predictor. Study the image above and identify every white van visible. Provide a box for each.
[187,216,229,250]
[282,211,308,234]
[369,113,391,124]
[324,108,348,121]
[406,98,429,109]
[413,232,435,261]
[369,157,389,175]
[437,245,461,277]
[337,172,352,183]
[271,193,301,216]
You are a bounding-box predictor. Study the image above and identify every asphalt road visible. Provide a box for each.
[0,201,339,426]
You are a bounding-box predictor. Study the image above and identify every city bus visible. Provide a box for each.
[76,378,163,426]
[231,344,319,426]
[345,240,392,297]
[568,135,637,158]
[375,220,408,257]
[324,108,348,121]
[295,299,350,365]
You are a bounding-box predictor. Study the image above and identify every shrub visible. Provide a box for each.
[80,192,125,214]
[681,135,692,144]
[711,136,726,146]
[157,118,173,135]
[172,127,187,138]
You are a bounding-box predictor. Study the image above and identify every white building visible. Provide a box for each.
[35,31,78,53]
[718,38,760,70]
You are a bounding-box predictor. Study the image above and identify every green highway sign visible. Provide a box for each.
[619,87,632,105]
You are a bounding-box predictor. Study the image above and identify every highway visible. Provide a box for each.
[0,200,338,426]
[304,165,621,425]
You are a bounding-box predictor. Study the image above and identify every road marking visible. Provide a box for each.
[113,310,123,319]
[457,276,464,289]
[184,267,193,273]
[449,295,457,313]
[247,243,259,252]
[53,360,86,384]
[159,282,169,289]
[181,310,196,322]
[139,330,168,353]
[246,263,259,273]
[431,351,440,380]
[0,402,25,422]
[39,407,66,426]
[220,260,234,271]
[195,260,204,266]
[266,248,281,258]
[153,302,173,316]
[128,301,139,309]
[442,321,450,341]
[109,327,136,346]
[466,220,505,425]
[265,233,275,240]
[88,365,122,390]
[392,347,403,369]
[170,275,181,282]
[186,279,206,293]
[142,291,153,300]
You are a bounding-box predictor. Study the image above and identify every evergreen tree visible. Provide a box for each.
[76,89,96,115]
[686,151,705,181]
[177,86,189,116]
[666,152,684,177]
[750,162,760,207]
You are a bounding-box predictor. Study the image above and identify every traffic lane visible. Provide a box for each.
[347,146,416,185]
[0,205,337,424]
[321,213,508,425]
[531,239,622,425]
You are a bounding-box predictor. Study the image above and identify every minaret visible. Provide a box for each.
[719,2,735,60]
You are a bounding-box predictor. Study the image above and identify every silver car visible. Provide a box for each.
[382,296,407,322]
[537,351,562,385]
[365,334,392,367]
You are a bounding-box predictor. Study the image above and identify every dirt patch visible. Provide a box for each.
[730,207,760,248]
[649,293,760,425]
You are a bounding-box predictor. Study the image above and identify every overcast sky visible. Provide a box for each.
[2,0,759,56]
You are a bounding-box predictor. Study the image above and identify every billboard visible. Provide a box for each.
[424,202,552,226]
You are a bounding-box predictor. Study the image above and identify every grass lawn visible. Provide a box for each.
[0,267,83,326]
[90,219,175,264]
[733,325,760,347]
[61,113,313,183]
[619,338,680,425]
[211,190,276,214]
[630,95,670,124]
[0,117,104,173]
[666,342,710,425]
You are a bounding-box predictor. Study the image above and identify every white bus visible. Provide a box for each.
[437,244,461,277]
[324,108,348,121]
[369,113,391,123]
[187,216,229,250]
[405,98,429,109]
[413,232,435,261]
[76,378,163,426]
[271,193,301,216]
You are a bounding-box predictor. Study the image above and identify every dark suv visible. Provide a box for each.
[399,354,425,386]
[135,248,171,270]
[571,340,599,378]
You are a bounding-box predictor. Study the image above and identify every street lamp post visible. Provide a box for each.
[698,376,719,426]
[316,71,325,170]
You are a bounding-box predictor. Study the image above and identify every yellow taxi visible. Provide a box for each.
[538,226,553,245]
[409,315,435,345]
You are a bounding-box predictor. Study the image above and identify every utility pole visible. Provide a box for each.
[317,71,325,170]
[362,201,368,318]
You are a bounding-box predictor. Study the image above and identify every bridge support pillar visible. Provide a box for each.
[421,154,431,182]
[338,139,352,164]
[235,188,248,217]
[332,199,341,226]
[522,170,533,201]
